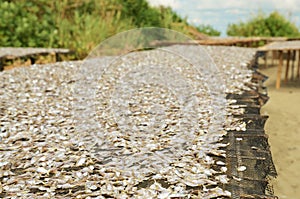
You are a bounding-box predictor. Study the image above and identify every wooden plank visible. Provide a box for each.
[259,40,300,51]
[276,50,283,89]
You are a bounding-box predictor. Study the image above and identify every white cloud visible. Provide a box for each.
[273,0,300,11]
[195,0,300,11]
[225,9,247,15]
[147,0,181,9]
[148,0,300,36]
[196,0,266,10]
[292,16,300,24]
[188,18,203,24]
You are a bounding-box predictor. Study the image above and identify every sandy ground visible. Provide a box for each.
[260,65,300,198]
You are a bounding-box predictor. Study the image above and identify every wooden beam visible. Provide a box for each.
[276,50,283,89]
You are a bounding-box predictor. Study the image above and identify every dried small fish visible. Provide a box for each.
[36,167,48,174]
[237,166,247,172]
[76,157,86,166]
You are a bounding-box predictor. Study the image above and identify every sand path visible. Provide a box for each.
[260,66,300,198]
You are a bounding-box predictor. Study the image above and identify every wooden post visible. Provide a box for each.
[285,50,291,83]
[271,51,274,66]
[272,51,277,66]
[0,58,3,71]
[298,50,300,79]
[264,51,268,68]
[276,50,283,89]
[256,40,260,47]
[246,41,250,47]
[291,50,295,80]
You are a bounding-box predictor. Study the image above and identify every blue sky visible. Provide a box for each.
[147,0,300,36]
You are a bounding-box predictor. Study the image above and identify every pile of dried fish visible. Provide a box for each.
[0,45,259,198]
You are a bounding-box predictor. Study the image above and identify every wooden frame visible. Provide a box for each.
[259,41,300,89]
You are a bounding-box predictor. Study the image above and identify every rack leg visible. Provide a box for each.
[276,51,283,89]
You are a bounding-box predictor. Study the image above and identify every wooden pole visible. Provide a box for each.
[298,50,300,79]
[247,41,250,47]
[275,51,278,65]
[285,50,291,83]
[276,50,283,89]
[291,50,295,80]
[272,51,275,66]
[264,51,268,68]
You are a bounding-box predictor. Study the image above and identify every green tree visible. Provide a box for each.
[0,0,58,47]
[119,0,161,27]
[196,24,220,36]
[227,11,300,37]
[0,0,208,58]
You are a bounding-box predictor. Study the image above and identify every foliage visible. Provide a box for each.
[0,0,58,47]
[119,0,161,27]
[0,0,131,58]
[196,24,220,36]
[227,11,300,37]
[0,0,204,58]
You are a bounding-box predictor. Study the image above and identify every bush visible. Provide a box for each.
[0,0,206,58]
[227,11,300,37]
[196,24,220,36]
[0,0,58,47]
[0,0,132,58]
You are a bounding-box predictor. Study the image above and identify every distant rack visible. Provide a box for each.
[258,40,300,88]
[150,36,299,48]
[0,47,73,71]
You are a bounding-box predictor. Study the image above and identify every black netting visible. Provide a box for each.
[223,58,278,199]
